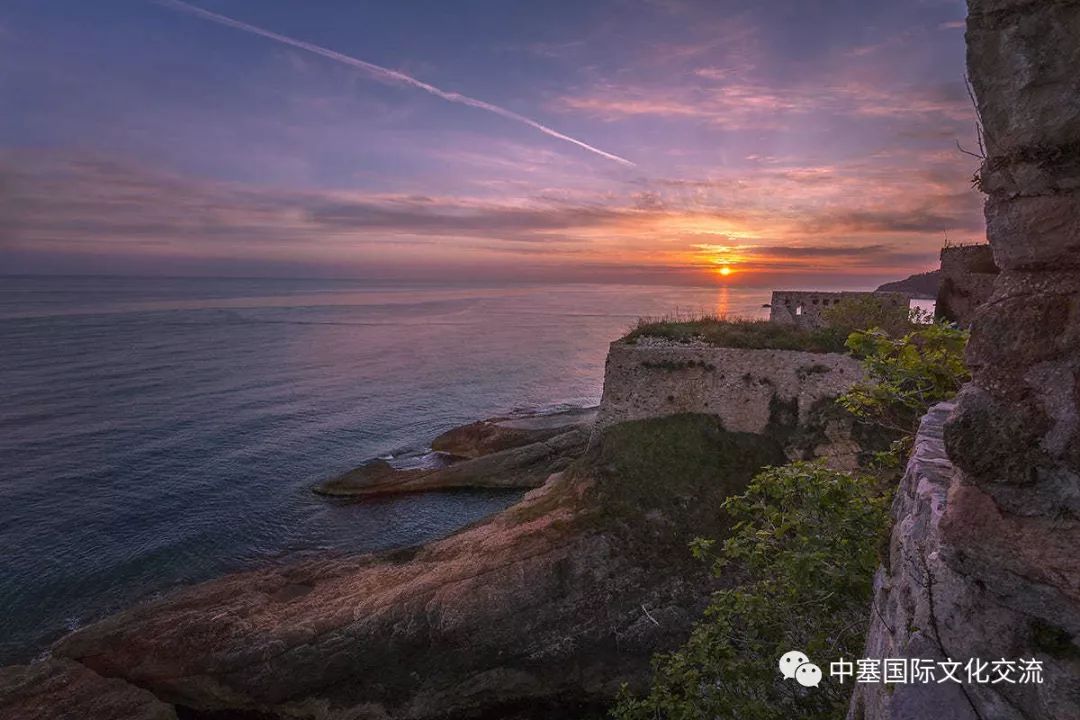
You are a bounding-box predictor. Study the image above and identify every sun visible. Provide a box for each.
[718,265,733,277]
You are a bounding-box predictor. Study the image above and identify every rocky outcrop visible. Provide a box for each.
[847,402,1075,720]
[314,409,596,497]
[314,427,589,497]
[0,658,177,720]
[852,2,1080,718]
[431,408,597,459]
[33,415,787,720]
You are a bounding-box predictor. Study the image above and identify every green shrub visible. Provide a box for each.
[838,322,969,463]
[613,462,890,720]
[821,296,917,337]
[612,323,970,720]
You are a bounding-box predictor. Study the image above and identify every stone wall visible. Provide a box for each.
[769,290,908,329]
[936,245,999,325]
[597,339,867,467]
[853,1,1080,718]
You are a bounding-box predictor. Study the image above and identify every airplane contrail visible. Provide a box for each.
[154,0,636,167]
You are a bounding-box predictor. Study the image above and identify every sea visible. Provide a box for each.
[0,276,780,664]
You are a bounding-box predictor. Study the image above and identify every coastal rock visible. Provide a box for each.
[431,408,597,459]
[314,428,589,497]
[50,415,788,720]
[0,658,177,720]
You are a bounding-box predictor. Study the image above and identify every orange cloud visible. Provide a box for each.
[1,150,984,285]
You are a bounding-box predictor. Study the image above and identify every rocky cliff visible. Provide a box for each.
[852,2,1080,718]
[0,326,886,719]
[3,415,786,720]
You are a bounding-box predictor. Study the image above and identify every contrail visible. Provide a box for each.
[154,0,636,167]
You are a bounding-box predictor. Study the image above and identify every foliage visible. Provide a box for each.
[612,319,970,720]
[821,295,922,337]
[625,316,849,353]
[589,414,786,524]
[838,322,970,445]
[613,462,891,720]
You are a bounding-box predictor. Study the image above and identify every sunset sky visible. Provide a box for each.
[1,0,983,287]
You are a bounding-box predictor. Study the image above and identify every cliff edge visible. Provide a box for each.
[851,2,1080,718]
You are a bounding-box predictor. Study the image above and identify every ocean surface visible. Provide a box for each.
[0,277,775,664]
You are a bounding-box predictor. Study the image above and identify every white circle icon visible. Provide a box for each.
[779,650,809,679]
[796,662,823,688]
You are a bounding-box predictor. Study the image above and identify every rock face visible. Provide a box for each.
[597,340,874,468]
[314,428,589,497]
[0,659,177,720]
[431,408,597,459]
[935,245,999,326]
[852,2,1080,718]
[31,415,787,720]
[315,408,596,497]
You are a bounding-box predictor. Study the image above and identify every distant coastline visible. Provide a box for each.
[875,269,941,298]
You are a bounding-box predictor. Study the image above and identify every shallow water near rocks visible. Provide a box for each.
[0,276,771,664]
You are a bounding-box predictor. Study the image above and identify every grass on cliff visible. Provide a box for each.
[590,413,787,527]
[625,297,922,353]
[623,316,850,353]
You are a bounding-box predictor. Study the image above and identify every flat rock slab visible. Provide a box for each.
[431,407,597,458]
[315,428,591,497]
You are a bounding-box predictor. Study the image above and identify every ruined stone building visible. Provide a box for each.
[768,290,908,329]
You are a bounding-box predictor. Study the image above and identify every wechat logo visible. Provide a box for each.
[779,650,822,688]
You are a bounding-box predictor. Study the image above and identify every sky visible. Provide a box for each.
[0,0,983,287]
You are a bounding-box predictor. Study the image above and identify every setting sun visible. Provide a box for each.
[718,266,733,276]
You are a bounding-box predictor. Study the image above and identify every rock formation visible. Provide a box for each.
[1,319,890,719]
[312,430,584,497]
[0,659,177,720]
[39,416,787,720]
[431,408,597,459]
[851,2,1080,718]
[935,245,999,326]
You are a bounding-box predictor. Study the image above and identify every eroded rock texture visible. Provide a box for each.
[852,2,1080,718]
[0,659,177,720]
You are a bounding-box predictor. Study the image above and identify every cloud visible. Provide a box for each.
[1,150,983,282]
[554,79,972,128]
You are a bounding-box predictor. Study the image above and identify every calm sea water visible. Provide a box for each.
[0,276,772,664]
